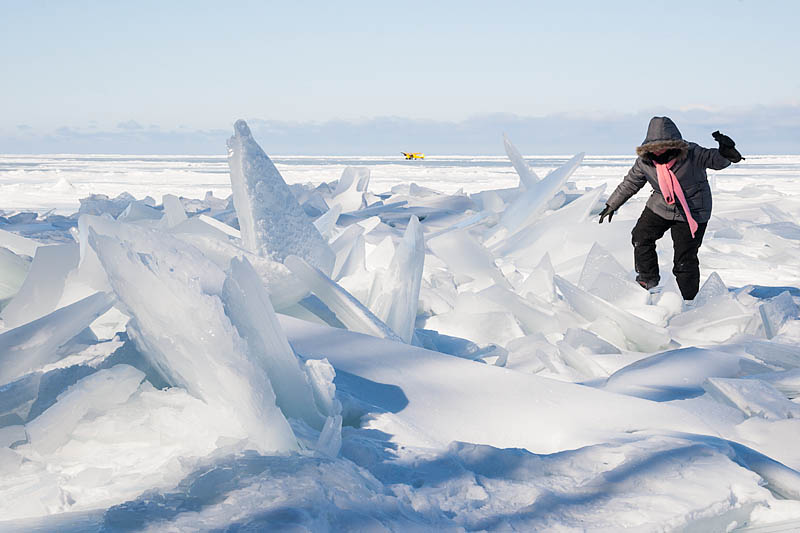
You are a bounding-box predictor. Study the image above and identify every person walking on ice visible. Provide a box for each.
[598,116,743,301]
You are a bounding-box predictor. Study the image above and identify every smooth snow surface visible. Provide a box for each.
[1,145,800,531]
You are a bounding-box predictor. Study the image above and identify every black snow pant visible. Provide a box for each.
[631,207,708,300]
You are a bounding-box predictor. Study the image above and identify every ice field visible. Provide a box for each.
[1,123,800,532]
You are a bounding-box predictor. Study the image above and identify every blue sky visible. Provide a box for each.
[2,0,798,153]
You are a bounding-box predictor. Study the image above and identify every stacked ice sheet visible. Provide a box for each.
[0,125,799,530]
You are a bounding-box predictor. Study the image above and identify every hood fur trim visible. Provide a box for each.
[636,139,689,159]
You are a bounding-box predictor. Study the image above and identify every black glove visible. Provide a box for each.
[598,204,615,223]
[712,131,744,163]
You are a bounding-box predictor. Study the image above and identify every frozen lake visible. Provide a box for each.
[2,153,799,213]
[1,145,800,531]
[3,153,799,290]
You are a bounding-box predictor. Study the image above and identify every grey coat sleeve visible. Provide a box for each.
[606,158,648,211]
[694,145,732,170]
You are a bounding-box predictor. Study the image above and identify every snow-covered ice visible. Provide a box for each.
[227,120,334,273]
[1,134,800,531]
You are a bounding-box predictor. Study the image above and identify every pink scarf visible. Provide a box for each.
[655,159,698,237]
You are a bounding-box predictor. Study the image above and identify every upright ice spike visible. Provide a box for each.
[487,152,584,247]
[373,215,425,343]
[227,119,335,275]
[223,257,326,429]
[503,133,539,190]
[577,242,628,291]
[285,255,402,342]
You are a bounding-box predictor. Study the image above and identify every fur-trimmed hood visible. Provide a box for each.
[636,116,689,159]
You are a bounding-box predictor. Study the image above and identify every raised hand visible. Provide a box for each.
[712,131,744,162]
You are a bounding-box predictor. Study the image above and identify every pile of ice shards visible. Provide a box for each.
[1,120,800,526]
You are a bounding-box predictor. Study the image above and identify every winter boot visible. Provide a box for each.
[637,278,658,291]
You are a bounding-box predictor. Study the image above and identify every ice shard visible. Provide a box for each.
[750,368,800,398]
[478,285,561,336]
[313,204,342,242]
[743,340,800,370]
[330,224,365,281]
[330,167,369,212]
[222,257,325,429]
[0,292,116,386]
[503,133,539,190]
[557,340,608,379]
[587,273,649,309]
[0,228,40,257]
[25,364,145,455]
[669,294,755,344]
[368,216,424,343]
[518,253,556,302]
[303,358,343,456]
[284,255,402,342]
[415,328,502,361]
[554,275,671,352]
[89,229,298,453]
[337,232,365,282]
[422,309,525,347]
[304,358,341,418]
[564,327,621,355]
[160,194,188,228]
[227,119,334,274]
[694,272,728,307]
[759,291,799,339]
[169,221,308,310]
[366,236,396,272]
[169,215,238,244]
[79,214,226,296]
[0,247,30,310]
[198,214,241,239]
[488,152,584,245]
[428,229,509,289]
[704,377,800,420]
[79,192,136,217]
[480,190,505,213]
[315,413,343,457]
[117,200,162,222]
[723,440,800,501]
[492,185,605,264]
[355,215,381,235]
[425,210,495,241]
[0,372,41,425]
[577,242,628,291]
[0,244,79,329]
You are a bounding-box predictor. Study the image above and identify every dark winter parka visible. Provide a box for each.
[606,116,731,223]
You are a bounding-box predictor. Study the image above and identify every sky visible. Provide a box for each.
[1,0,798,154]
